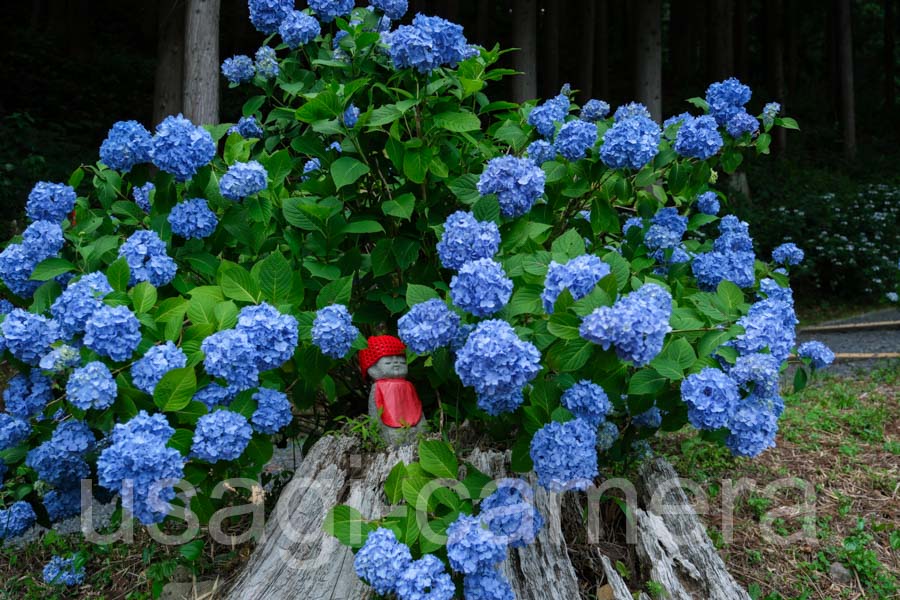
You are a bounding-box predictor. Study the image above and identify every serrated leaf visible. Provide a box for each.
[106,258,131,292]
[385,462,408,504]
[433,111,481,132]
[154,367,197,412]
[221,265,260,303]
[316,276,353,308]
[341,220,384,234]
[258,253,293,305]
[381,193,415,220]
[418,440,458,480]
[331,157,370,190]
[29,258,76,281]
[406,284,439,308]
[627,368,667,395]
[324,505,372,549]
[130,282,157,313]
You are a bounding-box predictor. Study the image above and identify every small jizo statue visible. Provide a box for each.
[359,335,425,445]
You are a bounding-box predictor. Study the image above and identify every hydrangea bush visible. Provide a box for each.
[0,0,829,596]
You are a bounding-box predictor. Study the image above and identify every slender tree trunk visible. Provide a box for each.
[635,0,662,121]
[837,0,856,159]
[183,0,220,125]
[886,0,896,112]
[575,0,596,101]
[594,0,609,98]
[711,0,734,79]
[154,0,185,126]
[768,0,787,152]
[512,0,538,102]
[734,0,750,79]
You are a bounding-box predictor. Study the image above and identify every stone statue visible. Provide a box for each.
[358,335,425,445]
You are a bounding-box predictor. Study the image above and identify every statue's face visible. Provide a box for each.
[368,354,408,380]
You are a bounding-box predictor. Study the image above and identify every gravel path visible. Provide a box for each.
[796,307,900,377]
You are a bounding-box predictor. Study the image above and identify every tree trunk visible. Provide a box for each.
[711,0,735,80]
[575,0,596,101]
[837,0,856,159]
[594,0,609,98]
[767,0,787,152]
[183,0,220,125]
[512,0,538,103]
[154,0,185,126]
[886,0,896,112]
[635,0,662,122]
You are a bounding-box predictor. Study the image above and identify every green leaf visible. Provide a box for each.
[447,174,480,205]
[331,157,370,190]
[403,149,428,184]
[793,367,808,392]
[324,505,372,549]
[316,276,353,308]
[381,193,415,220]
[29,258,76,281]
[548,337,593,372]
[221,265,260,303]
[341,220,385,234]
[721,150,743,174]
[716,280,745,313]
[433,111,481,132]
[258,253,294,305]
[550,229,585,260]
[627,368,667,395]
[777,117,800,130]
[406,284,439,308]
[510,435,534,472]
[179,540,204,562]
[698,328,737,358]
[418,439,459,480]
[461,464,493,500]
[153,367,197,412]
[106,258,131,292]
[130,282,157,314]
[473,196,500,223]
[167,429,194,455]
[547,312,582,341]
[385,462,408,504]
[214,301,239,330]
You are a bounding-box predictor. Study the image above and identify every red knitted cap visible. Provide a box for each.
[359,335,406,379]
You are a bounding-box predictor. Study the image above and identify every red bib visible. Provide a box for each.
[374,379,423,428]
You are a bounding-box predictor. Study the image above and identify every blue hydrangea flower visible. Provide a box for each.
[527,139,555,165]
[83,305,141,362]
[663,112,692,133]
[51,420,95,454]
[201,329,261,390]
[541,254,610,314]
[192,410,252,463]
[726,404,778,457]
[118,229,176,287]
[455,319,541,406]
[706,77,752,126]
[99,120,153,172]
[67,361,117,411]
[554,120,598,161]
[480,478,544,548]
[38,344,80,372]
[228,116,264,139]
[580,284,672,366]
[131,341,187,395]
[730,353,781,398]
[396,554,455,600]
[692,250,755,290]
[279,10,321,48]
[623,217,644,236]
[169,198,218,239]
[580,99,610,122]
[308,0,354,22]
[97,410,185,524]
[476,388,525,416]
[1,309,59,365]
[464,571,515,600]
[312,304,359,359]
[220,160,268,201]
[798,341,834,370]
[680,368,740,430]
[25,182,77,223]
[772,243,804,266]
[561,380,611,428]
[436,211,500,270]
[477,156,546,218]
[398,299,461,354]
[20,220,64,267]
[149,114,216,182]
[0,244,41,297]
[450,258,513,317]
[248,0,293,34]
[193,383,237,410]
[343,104,360,128]
[726,110,759,138]
[236,303,299,371]
[674,115,723,160]
[0,414,31,451]
[645,207,688,252]
[370,0,407,19]
[51,272,112,340]
[251,388,292,434]
[446,513,507,574]
[222,55,256,84]
[696,191,720,215]
[0,300,12,314]
[613,102,652,122]
[255,45,279,79]
[301,157,321,181]
[4,371,52,420]
[42,555,85,586]
[600,115,661,170]
[26,440,90,487]
[43,487,81,522]
[354,528,412,596]
[632,405,663,428]
[762,102,781,128]
[412,13,472,66]
[596,420,619,451]
[383,23,435,73]
[528,94,569,137]
[733,296,797,364]
[530,418,598,492]
[133,182,154,212]
[0,501,36,540]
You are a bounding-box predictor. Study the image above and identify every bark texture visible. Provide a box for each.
[183,0,220,125]
[512,0,539,102]
[154,0,185,125]
[634,0,662,121]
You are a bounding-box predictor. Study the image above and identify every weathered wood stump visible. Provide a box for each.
[224,437,750,600]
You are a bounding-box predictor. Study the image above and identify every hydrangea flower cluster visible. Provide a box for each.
[726,404,778,457]
[279,10,321,48]
[193,383,237,410]
[454,320,541,415]
[580,99,610,122]
[1,309,59,365]
[561,380,611,428]
[222,55,255,84]
[42,555,85,586]
[528,93,569,137]
[480,479,544,548]
[680,368,740,430]
[446,513,507,574]
[354,528,413,596]
[248,0,293,34]
[308,0,354,22]
[169,198,218,239]
[192,410,252,462]
[692,215,756,290]
[730,352,781,398]
[696,191,720,215]
[149,114,216,182]
[26,425,92,487]
[645,207,688,264]
[436,211,500,270]
[99,120,152,172]
[554,120,597,161]
[220,160,268,201]
[530,418,598,491]
[705,77,752,126]
[726,110,759,138]
[131,341,188,395]
[633,405,663,429]
[25,181,77,223]
[395,554,456,600]
[384,14,472,73]
[51,272,113,339]
[0,219,65,297]
[119,229,177,287]
[596,421,619,451]
[255,46,279,79]
[398,299,461,354]
[798,341,835,370]
[772,242,804,266]
[663,112,691,133]
[0,501,36,540]
[66,361,117,411]
[84,305,142,362]
[343,104,360,128]
[674,115,723,160]
[580,284,673,366]
[464,570,515,600]
[733,294,797,364]
[450,258,513,317]
[370,0,408,19]
[0,414,31,451]
[43,487,81,522]
[526,139,555,165]
[613,102,652,122]
[228,116,264,140]
[477,156,546,218]
[301,157,321,181]
[599,115,661,170]
[133,182,154,212]
[312,304,360,359]
[251,388,292,434]
[762,102,781,128]
[541,254,610,313]
[97,411,185,524]
[4,371,52,420]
